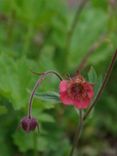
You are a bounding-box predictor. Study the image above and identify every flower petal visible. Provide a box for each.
[74,98,90,109]
[59,80,68,92]
[59,76,94,110]
[60,92,73,105]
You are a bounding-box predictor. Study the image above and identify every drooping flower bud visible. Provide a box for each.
[21,116,38,132]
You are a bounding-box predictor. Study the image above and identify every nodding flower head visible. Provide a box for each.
[59,73,94,109]
[21,116,39,133]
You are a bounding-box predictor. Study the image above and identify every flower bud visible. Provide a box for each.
[21,116,38,132]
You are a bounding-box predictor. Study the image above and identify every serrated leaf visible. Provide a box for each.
[13,131,34,152]
[0,53,37,110]
[13,131,48,152]
[34,92,60,103]
[88,66,97,83]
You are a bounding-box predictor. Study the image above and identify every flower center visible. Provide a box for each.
[68,83,84,99]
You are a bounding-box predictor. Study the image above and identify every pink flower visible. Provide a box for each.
[59,74,94,109]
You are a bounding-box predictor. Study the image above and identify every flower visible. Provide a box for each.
[59,73,94,109]
[21,116,38,132]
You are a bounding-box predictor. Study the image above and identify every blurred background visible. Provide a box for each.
[0,0,117,156]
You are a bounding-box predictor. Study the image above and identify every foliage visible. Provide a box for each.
[0,0,117,155]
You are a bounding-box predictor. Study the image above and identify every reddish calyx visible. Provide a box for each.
[21,116,39,133]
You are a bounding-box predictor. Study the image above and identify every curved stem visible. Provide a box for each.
[28,71,63,118]
[69,110,83,156]
[30,70,63,81]
[83,49,117,121]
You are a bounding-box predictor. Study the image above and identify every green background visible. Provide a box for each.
[0,0,117,155]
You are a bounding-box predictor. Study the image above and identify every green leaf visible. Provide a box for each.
[94,75,103,98]
[13,131,33,152]
[88,66,97,83]
[0,53,37,110]
[38,113,55,123]
[32,109,55,122]
[13,131,48,152]
[85,75,102,120]
[34,91,60,103]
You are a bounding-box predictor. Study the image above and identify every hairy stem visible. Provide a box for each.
[69,110,83,156]
[69,49,117,156]
[83,49,117,120]
[28,71,63,118]
[30,70,63,81]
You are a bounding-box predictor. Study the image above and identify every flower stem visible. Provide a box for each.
[28,71,63,118]
[30,70,63,81]
[83,49,117,121]
[69,49,117,156]
[69,110,83,156]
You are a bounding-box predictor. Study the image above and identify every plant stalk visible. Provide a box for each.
[83,49,117,120]
[69,49,117,156]
[28,71,63,118]
[69,110,83,156]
